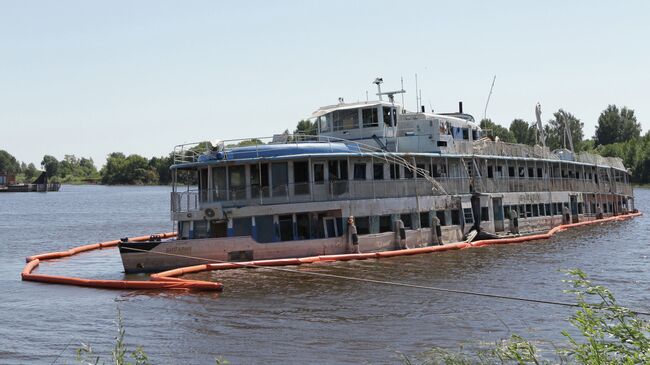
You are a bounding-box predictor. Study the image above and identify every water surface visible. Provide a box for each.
[1,185,648,364]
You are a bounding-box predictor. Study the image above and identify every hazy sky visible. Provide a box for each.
[1,1,649,167]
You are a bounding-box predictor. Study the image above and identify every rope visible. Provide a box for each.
[120,246,650,316]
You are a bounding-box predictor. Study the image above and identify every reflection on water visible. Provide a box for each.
[0,185,648,364]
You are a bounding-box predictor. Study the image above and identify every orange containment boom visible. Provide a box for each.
[21,212,641,292]
[21,232,223,291]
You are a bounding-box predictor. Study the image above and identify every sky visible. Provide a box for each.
[1,0,649,167]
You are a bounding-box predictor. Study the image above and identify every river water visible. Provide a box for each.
[0,185,648,364]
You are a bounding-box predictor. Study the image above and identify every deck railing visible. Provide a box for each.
[170,176,631,213]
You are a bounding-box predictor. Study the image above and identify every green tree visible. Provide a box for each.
[41,155,60,178]
[595,104,641,146]
[479,119,516,143]
[0,150,21,174]
[101,153,158,185]
[544,109,585,151]
[148,155,173,185]
[24,163,39,181]
[294,119,318,136]
[509,118,536,145]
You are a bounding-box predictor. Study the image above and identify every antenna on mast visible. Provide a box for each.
[400,76,405,113]
[483,75,496,120]
[414,73,419,112]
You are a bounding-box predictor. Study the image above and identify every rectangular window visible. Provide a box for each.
[525,204,532,217]
[379,215,392,232]
[296,213,311,239]
[404,166,414,179]
[508,166,515,177]
[481,206,489,221]
[437,140,448,147]
[462,128,469,140]
[250,163,269,198]
[293,161,309,195]
[362,108,379,128]
[537,168,543,178]
[355,216,370,235]
[416,164,427,178]
[373,163,384,180]
[228,165,246,200]
[271,162,288,197]
[497,166,503,177]
[332,109,359,131]
[328,160,348,180]
[532,204,539,217]
[487,165,494,178]
[528,167,534,178]
[313,163,324,184]
[400,213,412,229]
[430,163,440,177]
[353,163,366,180]
[278,215,294,241]
[545,203,551,216]
[212,166,227,200]
[255,215,275,243]
[390,164,400,179]
[382,107,395,127]
[420,212,430,228]
[451,209,460,225]
[193,220,209,239]
[436,210,447,226]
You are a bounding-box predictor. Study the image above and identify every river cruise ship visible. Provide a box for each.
[119,89,634,273]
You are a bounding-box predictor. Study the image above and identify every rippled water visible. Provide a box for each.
[1,185,648,364]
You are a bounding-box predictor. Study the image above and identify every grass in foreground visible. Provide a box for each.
[403,269,649,364]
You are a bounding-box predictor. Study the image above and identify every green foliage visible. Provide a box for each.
[100,153,159,185]
[294,119,318,136]
[225,139,265,148]
[480,119,516,143]
[545,109,585,152]
[0,149,21,174]
[595,105,641,146]
[509,119,537,146]
[41,155,60,178]
[404,270,649,365]
[58,154,100,183]
[76,308,151,365]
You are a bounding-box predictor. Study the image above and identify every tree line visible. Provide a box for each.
[480,104,649,183]
[0,150,174,185]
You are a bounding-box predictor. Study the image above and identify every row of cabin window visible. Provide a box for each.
[503,202,584,219]
[485,164,614,181]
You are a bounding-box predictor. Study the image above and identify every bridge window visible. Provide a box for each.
[362,108,379,128]
[318,115,330,132]
[383,107,396,127]
[332,109,359,131]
